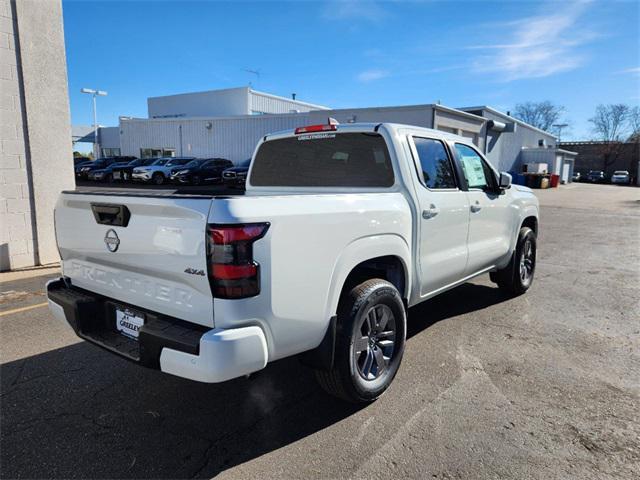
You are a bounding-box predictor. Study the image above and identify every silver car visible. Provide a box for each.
[610,170,630,185]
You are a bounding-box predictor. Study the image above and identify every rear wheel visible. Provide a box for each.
[152,172,165,185]
[315,279,406,403]
[490,226,537,295]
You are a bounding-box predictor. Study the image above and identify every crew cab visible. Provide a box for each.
[47,122,539,403]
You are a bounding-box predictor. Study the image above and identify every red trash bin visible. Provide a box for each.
[550,174,560,188]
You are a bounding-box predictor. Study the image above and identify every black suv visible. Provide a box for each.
[586,170,606,183]
[170,158,234,185]
[75,157,135,180]
[222,159,251,188]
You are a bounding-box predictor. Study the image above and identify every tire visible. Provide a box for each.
[491,226,537,295]
[315,279,406,403]
[152,172,165,185]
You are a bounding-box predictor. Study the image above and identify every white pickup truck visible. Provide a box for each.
[47,121,539,403]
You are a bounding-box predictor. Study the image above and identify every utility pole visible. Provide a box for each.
[553,123,569,143]
[81,88,108,158]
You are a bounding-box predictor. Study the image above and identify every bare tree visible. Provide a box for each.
[588,104,631,172]
[628,106,640,142]
[589,104,630,142]
[513,101,565,132]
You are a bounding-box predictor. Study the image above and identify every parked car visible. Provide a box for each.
[586,170,606,183]
[610,170,630,185]
[74,156,92,166]
[48,122,539,403]
[75,157,120,180]
[112,158,159,182]
[132,157,195,185]
[222,159,251,188]
[170,158,233,185]
[572,171,581,182]
[88,158,141,182]
[76,156,137,180]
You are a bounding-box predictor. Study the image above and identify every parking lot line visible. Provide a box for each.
[0,302,48,317]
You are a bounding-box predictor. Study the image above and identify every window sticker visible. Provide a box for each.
[461,156,486,188]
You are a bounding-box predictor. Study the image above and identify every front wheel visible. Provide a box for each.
[491,226,537,295]
[152,172,165,185]
[315,279,406,403]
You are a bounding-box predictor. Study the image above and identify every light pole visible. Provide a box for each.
[553,123,568,143]
[81,88,107,158]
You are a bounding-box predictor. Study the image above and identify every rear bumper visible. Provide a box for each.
[46,278,268,383]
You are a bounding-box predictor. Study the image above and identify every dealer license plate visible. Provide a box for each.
[113,171,121,180]
[115,308,144,339]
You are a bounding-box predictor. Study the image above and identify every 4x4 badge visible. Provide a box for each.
[104,229,120,252]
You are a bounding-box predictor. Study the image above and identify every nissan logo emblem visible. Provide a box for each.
[104,229,120,252]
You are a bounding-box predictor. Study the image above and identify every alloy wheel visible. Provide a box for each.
[353,304,397,381]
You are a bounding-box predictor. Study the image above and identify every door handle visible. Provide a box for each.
[470,201,482,213]
[422,204,440,219]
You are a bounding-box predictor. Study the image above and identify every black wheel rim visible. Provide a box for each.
[519,238,535,286]
[353,304,397,381]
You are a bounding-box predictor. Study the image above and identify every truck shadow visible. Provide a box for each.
[0,282,508,479]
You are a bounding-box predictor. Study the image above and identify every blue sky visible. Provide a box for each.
[64,0,639,141]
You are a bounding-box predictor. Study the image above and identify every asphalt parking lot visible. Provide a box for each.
[1,182,639,479]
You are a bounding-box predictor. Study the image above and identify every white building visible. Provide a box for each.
[98,86,566,179]
[148,86,328,118]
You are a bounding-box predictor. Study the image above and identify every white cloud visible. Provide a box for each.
[618,67,640,75]
[356,69,389,82]
[470,1,597,81]
[322,0,387,23]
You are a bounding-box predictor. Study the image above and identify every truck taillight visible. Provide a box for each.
[207,223,269,299]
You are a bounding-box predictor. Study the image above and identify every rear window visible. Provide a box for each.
[250,132,394,187]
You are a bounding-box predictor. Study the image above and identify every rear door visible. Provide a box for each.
[55,193,215,327]
[407,135,470,297]
[452,143,512,275]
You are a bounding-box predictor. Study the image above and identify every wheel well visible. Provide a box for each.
[342,256,407,301]
[522,216,538,234]
[299,255,407,371]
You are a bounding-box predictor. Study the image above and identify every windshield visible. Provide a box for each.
[151,158,169,166]
[614,171,628,175]
[166,158,191,166]
[250,132,394,187]
[184,159,205,168]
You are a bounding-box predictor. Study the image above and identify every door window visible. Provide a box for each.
[454,143,494,190]
[412,137,457,189]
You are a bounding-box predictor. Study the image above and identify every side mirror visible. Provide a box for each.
[499,172,512,189]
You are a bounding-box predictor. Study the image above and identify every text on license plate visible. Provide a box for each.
[116,308,144,339]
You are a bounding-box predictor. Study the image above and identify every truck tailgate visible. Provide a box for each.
[55,192,214,327]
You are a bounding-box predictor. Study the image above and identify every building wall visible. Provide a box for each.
[249,91,326,114]
[466,108,557,173]
[119,105,490,163]
[559,142,639,180]
[120,113,313,161]
[99,126,120,150]
[307,105,434,129]
[148,87,328,119]
[0,0,74,271]
[148,87,250,118]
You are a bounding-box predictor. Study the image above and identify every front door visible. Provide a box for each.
[452,143,512,275]
[408,135,470,297]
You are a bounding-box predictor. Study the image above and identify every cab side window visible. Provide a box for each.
[413,137,457,189]
[454,143,495,190]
